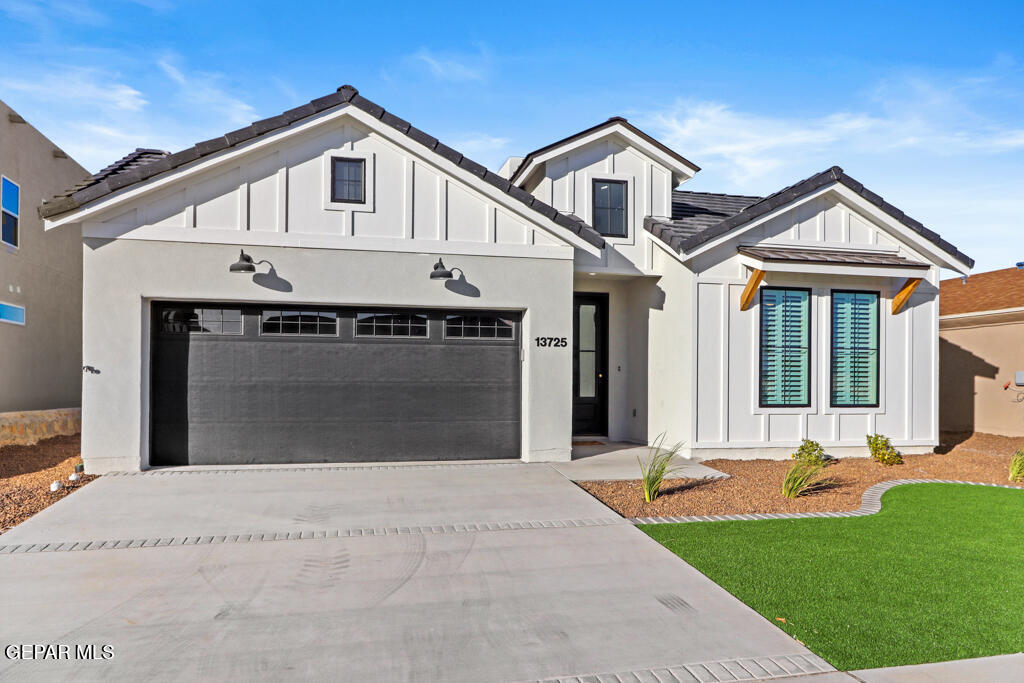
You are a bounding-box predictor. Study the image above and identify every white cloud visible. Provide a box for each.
[0,67,147,113]
[409,47,489,82]
[449,133,510,158]
[157,56,255,127]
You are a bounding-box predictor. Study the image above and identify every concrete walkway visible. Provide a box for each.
[778,653,1024,681]
[0,462,819,682]
[554,442,728,482]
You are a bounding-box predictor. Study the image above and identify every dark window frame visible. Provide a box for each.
[260,310,339,337]
[1,175,19,249]
[444,313,516,341]
[591,178,628,238]
[330,157,366,204]
[758,286,813,409]
[829,289,881,409]
[354,311,429,339]
[159,306,244,336]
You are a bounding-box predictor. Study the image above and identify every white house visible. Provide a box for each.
[40,85,973,473]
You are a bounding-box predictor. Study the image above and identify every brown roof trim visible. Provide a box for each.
[646,166,973,269]
[508,117,700,185]
[39,86,605,249]
[738,245,929,268]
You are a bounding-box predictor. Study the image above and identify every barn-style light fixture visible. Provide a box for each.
[430,258,454,280]
[229,250,257,274]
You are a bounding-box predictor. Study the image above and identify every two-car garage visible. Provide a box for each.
[149,302,522,466]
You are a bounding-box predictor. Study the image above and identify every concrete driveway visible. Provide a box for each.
[0,462,829,682]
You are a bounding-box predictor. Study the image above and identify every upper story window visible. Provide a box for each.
[0,301,25,326]
[331,158,365,203]
[759,287,811,408]
[1,177,19,248]
[831,291,880,407]
[592,179,627,237]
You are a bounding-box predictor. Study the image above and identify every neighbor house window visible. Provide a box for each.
[160,307,242,335]
[0,301,25,326]
[759,288,811,407]
[445,314,514,339]
[1,177,19,248]
[831,291,880,407]
[262,310,338,336]
[331,158,365,203]
[356,311,428,337]
[592,179,627,237]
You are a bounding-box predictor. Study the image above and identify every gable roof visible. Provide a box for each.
[644,166,974,269]
[508,117,700,185]
[39,85,605,249]
[940,267,1024,316]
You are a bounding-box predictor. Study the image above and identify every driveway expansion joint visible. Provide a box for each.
[0,516,627,554]
[532,652,836,682]
[631,479,1024,525]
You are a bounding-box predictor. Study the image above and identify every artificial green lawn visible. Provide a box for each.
[640,483,1024,671]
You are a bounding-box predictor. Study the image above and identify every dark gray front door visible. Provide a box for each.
[572,293,608,435]
[150,303,521,466]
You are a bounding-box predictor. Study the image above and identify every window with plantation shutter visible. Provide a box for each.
[831,291,879,407]
[759,287,811,407]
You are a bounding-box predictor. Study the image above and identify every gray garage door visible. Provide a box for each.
[150,303,521,466]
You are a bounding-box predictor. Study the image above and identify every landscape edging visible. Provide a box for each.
[631,479,1023,525]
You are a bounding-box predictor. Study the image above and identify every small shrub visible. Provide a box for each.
[792,439,827,466]
[638,433,685,503]
[867,433,903,466]
[781,462,834,499]
[1010,449,1024,483]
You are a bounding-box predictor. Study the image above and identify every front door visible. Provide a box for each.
[572,293,608,435]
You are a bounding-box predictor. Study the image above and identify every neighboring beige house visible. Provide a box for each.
[0,100,89,417]
[940,266,1024,437]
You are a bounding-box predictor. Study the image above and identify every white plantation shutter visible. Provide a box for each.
[759,288,811,407]
[831,291,879,406]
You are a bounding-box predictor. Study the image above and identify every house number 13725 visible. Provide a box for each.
[535,337,568,347]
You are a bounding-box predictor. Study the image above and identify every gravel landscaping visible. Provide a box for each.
[579,432,1024,518]
[0,434,95,533]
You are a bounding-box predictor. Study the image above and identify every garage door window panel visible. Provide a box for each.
[355,311,428,338]
[160,307,242,335]
[262,310,338,336]
[445,314,515,340]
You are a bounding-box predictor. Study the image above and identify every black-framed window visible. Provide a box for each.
[261,310,338,336]
[356,311,428,337]
[759,287,811,407]
[592,179,627,237]
[1,176,19,248]
[331,157,365,203]
[831,290,880,407]
[445,314,514,339]
[160,307,242,335]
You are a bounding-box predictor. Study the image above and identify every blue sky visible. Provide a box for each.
[1,0,1021,273]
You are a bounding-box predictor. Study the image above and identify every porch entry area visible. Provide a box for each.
[572,293,608,435]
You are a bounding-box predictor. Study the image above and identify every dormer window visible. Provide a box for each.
[592,179,627,237]
[331,157,365,203]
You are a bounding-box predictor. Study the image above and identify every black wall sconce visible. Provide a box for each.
[430,258,455,280]
[229,250,257,274]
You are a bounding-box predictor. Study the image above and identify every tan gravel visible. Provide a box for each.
[0,434,96,533]
[578,432,1024,518]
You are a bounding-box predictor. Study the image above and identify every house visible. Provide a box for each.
[0,100,90,443]
[939,266,1024,437]
[39,85,973,473]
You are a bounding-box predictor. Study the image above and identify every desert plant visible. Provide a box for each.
[867,433,903,466]
[1010,449,1024,483]
[638,433,686,503]
[781,462,834,498]
[792,438,827,466]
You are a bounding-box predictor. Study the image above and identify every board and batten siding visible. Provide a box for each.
[81,116,566,252]
[691,193,939,454]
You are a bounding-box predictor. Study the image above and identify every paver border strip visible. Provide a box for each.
[631,479,1024,525]
[0,516,627,554]
[530,651,836,682]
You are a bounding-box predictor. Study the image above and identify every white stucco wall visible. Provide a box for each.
[80,239,575,473]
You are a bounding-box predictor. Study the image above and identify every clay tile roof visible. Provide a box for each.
[940,267,1024,316]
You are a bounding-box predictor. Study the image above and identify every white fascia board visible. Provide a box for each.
[940,305,1024,320]
[737,253,930,280]
[514,124,698,188]
[44,104,602,257]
